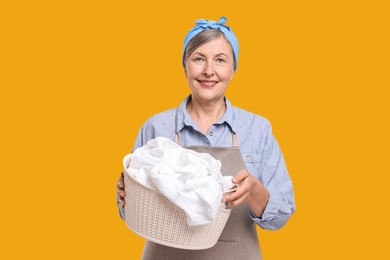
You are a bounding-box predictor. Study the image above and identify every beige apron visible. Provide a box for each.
[141,134,262,260]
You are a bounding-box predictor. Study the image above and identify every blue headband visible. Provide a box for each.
[182,16,239,71]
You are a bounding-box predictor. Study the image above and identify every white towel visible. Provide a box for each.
[123,137,233,226]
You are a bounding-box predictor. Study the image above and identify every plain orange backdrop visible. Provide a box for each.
[1,1,389,259]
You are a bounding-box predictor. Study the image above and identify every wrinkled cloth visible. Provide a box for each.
[123,137,233,226]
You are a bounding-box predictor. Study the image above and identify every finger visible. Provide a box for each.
[225,192,249,208]
[229,193,249,208]
[223,177,251,201]
[119,172,124,185]
[116,185,126,197]
[117,182,124,191]
[223,186,248,202]
[118,173,125,188]
[119,199,126,208]
[232,169,249,184]
[224,175,262,209]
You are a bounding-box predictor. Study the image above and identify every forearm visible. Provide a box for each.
[247,181,270,217]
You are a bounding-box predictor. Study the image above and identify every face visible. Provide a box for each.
[184,35,235,103]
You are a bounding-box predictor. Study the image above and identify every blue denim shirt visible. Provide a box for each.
[119,96,295,230]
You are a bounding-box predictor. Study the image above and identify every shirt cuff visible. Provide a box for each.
[249,192,290,230]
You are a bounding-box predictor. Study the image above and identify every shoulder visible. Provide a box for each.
[138,107,178,139]
[145,107,178,126]
[134,106,178,149]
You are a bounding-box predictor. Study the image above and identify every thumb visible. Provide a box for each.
[232,169,249,184]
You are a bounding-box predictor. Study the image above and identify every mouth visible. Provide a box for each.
[197,80,218,87]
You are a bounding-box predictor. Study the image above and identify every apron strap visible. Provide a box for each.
[175,132,239,147]
[232,132,239,147]
[174,132,180,144]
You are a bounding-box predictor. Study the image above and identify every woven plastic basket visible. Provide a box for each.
[123,157,231,250]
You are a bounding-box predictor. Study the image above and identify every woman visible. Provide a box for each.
[117,17,296,259]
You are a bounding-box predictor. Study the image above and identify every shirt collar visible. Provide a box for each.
[175,95,236,134]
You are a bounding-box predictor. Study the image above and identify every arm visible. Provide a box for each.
[223,123,296,230]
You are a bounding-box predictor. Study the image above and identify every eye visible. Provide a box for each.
[194,57,204,62]
[216,58,226,63]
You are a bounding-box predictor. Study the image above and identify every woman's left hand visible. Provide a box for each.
[223,169,270,217]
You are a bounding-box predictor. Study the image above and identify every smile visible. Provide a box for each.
[198,80,218,87]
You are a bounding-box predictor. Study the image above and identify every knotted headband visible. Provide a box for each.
[182,16,239,71]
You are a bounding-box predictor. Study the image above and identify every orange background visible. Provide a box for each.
[1,1,389,259]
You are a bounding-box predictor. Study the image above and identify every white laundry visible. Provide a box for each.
[123,137,234,226]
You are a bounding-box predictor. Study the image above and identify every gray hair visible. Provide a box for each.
[183,29,234,69]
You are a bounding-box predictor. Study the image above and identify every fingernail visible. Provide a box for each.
[232,178,237,183]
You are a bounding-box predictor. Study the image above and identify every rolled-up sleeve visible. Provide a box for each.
[250,123,296,230]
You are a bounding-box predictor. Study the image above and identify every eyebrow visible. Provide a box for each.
[216,52,229,57]
[192,52,206,57]
[192,52,229,57]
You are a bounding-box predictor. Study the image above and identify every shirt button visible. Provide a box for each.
[209,131,213,136]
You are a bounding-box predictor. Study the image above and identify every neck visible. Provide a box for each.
[186,96,226,135]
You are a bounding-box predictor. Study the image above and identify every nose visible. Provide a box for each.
[203,61,214,76]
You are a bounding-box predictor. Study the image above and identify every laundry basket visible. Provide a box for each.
[123,157,232,250]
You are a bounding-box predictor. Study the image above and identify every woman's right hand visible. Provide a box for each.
[117,172,126,208]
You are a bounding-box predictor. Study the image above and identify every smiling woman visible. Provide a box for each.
[184,33,235,134]
[185,34,235,103]
[116,16,296,260]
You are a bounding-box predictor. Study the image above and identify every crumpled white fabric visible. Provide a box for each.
[123,137,234,226]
